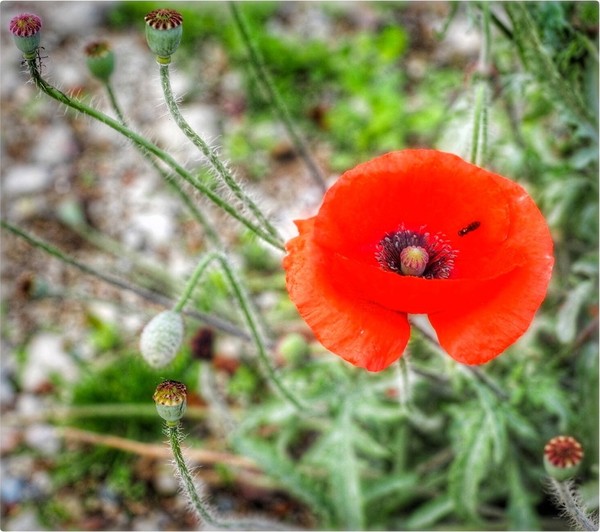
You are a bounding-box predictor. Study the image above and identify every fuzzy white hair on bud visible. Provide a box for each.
[140,310,184,368]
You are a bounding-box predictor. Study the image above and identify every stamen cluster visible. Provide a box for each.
[376,225,457,279]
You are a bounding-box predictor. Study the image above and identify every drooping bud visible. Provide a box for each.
[144,8,183,64]
[544,435,584,481]
[400,246,429,277]
[9,13,42,59]
[84,40,115,83]
[140,310,184,368]
[153,380,187,424]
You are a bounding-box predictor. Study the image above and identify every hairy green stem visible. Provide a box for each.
[1,220,249,340]
[167,423,285,530]
[470,4,491,167]
[504,3,598,135]
[25,60,284,251]
[167,423,221,527]
[102,81,222,246]
[180,251,305,410]
[104,81,125,123]
[173,252,216,312]
[229,2,327,192]
[217,254,306,410]
[395,357,413,413]
[548,478,598,531]
[159,64,282,242]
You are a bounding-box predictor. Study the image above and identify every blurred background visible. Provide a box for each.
[1,2,598,530]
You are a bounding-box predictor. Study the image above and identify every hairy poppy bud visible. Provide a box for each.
[140,310,184,368]
[153,380,187,424]
[544,435,584,481]
[9,13,42,59]
[84,40,115,82]
[144,8,183,64]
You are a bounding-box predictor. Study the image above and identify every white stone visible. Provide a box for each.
[2,165,52,196]
[21,333,78,392]
[3,508,45,531]
[24,424,61,456]
[33,123,76,165]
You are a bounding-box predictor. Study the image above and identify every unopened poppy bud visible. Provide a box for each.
[84,40,115,82]
[144,8,183,64]
[140,310,184,368]
[153,380,187,424]
[544,435,584,481]
[400,246,429,277]
[9,13,42,59]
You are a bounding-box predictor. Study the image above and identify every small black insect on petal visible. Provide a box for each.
[458,221,481,237]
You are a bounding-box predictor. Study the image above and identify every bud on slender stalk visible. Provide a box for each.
[84,40,115,82]
[153,380,187,424]
[9,13,42,59]
[140,310,184,368]
[144,8,183,64]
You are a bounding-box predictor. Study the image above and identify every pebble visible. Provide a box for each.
[24,424,61,456]
[32,123,77,166]
[152,462,179,496]
[2,164,52,197]
[132,511,169,531]
[21,333,78,392]
[2,507,45,531]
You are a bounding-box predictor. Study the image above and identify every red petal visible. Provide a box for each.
[313,150,513,279]
[428,163,554,364]
[430,260,553,364]
[284,219,410,371]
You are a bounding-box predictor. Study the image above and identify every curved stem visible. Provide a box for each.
[0,220,250,340]
[469,3,491,167]
[102,81,222,247]
[167,423,287,530]
[173,252,218,312]
[176,251,306,410]
[104,81,125,123]
[229,2,327,192]
[216,254,306,410]
[167,423,223,527]
[159,64,282,242]
[25,60,284,251]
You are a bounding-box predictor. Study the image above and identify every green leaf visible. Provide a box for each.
[471,379,508,464]
[556,280,594,343]
[448,410,492,521]
[404,494,455,530]
[351,426,391,459]
[363,473,419,503]
[232,435,333,525]
[507,455,541,530]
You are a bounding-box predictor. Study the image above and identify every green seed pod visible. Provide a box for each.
[144,8,183,64]
[84,41,115,83]
[140,310,184,368]
[9,13,42,59]
[153,380,187,424]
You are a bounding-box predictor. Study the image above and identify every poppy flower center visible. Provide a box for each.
[375,226,457,279]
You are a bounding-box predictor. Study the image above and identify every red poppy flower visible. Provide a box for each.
[283,150,554,371]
